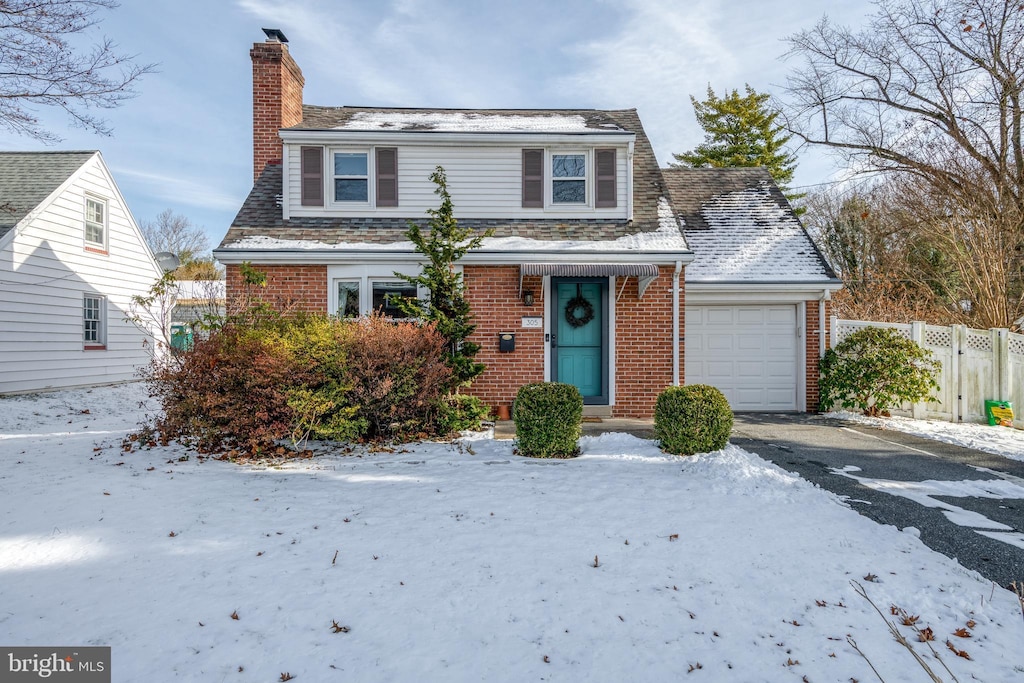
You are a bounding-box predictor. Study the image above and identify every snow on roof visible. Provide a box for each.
[337,111,618,133]
[225,199,688,255]
[683,183,832,282]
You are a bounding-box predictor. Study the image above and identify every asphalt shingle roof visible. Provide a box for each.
[219,108,670,249]
[0,151,95,240]
[662,167,838,283]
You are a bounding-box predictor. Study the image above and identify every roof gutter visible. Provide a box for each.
[213,248,695,266]
[280,130,636,146]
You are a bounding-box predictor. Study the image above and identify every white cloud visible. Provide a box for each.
[114,167,245,213]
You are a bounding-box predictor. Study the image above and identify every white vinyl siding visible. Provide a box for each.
[0,154,162,393]
[286,143,629,219]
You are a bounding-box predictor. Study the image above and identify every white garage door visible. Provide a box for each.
[685,305,799,411]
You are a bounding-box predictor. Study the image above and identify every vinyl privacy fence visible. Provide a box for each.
[831,318,1024,428]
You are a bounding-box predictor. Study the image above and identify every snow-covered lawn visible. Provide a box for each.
[1,384,1022,682]
[833,411,1024,463]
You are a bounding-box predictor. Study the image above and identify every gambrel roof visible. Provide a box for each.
[662,167,838,283]
[219,107,681,252]
[0,151,95,240]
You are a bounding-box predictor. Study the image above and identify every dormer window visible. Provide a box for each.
[552,153,586,204]
[333,152,368,202]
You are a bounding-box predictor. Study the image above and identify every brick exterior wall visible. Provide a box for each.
[225,264,328,314]
[251,40,305,182]
[613,265,682,417]
[463,264,681,418]
[805,299,831,412]
[464,266,545,413]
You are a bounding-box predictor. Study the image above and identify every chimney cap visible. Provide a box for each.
[262,27,289,43]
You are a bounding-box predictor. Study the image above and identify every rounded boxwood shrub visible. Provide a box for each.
[655,384,733,455]
[513,382,583,458]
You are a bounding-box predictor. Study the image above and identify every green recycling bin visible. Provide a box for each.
[984,400,1014,427]
[170,324,193,353]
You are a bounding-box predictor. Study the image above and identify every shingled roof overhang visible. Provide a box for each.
[661,167,840,291]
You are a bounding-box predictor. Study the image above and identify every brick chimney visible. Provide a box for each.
[250,28,305,183]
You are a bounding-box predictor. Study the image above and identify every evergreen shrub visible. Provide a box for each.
[819,326,940,416]
[513,382,583,458]
[654,385,733,455]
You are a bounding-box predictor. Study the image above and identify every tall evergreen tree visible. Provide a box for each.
[673,85,802,205]
[396,166,490,388]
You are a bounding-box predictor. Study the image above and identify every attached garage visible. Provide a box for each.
[686,304,798,411]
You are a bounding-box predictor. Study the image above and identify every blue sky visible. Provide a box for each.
[0,0,872,251]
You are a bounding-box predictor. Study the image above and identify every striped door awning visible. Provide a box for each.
[519,263,660,298]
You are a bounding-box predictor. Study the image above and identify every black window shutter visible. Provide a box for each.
[300,146,324,206]
[595,148,616,208]
[376,148,398,207]
[522,149,543,208]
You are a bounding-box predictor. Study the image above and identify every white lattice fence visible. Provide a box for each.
[831,318,1023,427]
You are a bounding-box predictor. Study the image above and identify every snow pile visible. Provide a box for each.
[1,384,1022,681]
[338,111,617,133]
[227,198,688,254]
[833,410,1024,463]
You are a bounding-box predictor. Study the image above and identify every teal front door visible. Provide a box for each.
[552,279,608,404]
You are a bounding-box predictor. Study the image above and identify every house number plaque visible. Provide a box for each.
[521,317,543,329]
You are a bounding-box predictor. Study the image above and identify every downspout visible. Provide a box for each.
[819,289,830,358]
[626,140,635,222]
[672,260,682,385]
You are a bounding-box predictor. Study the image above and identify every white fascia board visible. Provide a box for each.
[280,130,636,147]
[213,248,694,267]
[686,281,843,304]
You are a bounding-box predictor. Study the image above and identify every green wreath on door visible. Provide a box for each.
[564,284,595,328]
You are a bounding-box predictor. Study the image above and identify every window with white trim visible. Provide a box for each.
[371,280,418,318]
[336,280,360,318]
[329,266,430,319]
[83,295,105,347]
[551,153,587,204]
[85,196,107,248]
[333,152,369,202]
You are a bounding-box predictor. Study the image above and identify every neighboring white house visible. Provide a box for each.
[0,151,162,394]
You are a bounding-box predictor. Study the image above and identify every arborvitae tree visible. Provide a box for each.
[673,85,802,205]
[396,166,490,388]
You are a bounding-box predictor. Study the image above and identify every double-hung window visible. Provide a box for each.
[333,152,369,203]
[85,196,107,249]
[83,295,105,348]
[551,153,587,204]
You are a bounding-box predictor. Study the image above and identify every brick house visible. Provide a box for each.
[214,30,839,417]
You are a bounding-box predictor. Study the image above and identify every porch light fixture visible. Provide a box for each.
[522,290,535,307]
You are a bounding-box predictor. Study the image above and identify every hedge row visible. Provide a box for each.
[146,313,487,455]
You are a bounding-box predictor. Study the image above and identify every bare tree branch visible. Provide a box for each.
[0,1,156,141]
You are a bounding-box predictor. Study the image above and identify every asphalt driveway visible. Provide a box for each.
[730,413,1024,589]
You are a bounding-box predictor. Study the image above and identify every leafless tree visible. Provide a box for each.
[140,209,209,259]
[782,0,1024,329]
[0,0,155,141]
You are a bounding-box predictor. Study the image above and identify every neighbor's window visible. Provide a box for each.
[371,280,417,318]
[83,295,105,347]
[334,152,368,202]
[85,196,107,248]
[551,154,586,204]
[336,280,360,318]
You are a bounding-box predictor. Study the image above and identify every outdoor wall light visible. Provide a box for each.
[523,290,535,306]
